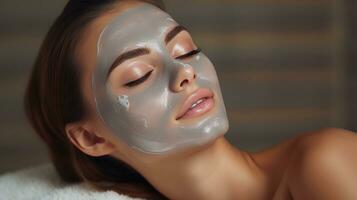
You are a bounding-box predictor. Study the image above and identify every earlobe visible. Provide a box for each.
[65,122,115,157]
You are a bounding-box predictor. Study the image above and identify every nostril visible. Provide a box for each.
[193,74,196,79]
[180,79,189,87]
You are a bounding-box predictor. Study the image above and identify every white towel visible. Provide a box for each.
[0,163,143,200]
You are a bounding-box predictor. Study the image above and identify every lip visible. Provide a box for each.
[176,88,215,120]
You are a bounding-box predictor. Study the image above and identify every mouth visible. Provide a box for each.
[176,88,215,121]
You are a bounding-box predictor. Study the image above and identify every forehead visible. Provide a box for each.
[98,3,177,58]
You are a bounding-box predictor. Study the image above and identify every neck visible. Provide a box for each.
[126,137,269,200]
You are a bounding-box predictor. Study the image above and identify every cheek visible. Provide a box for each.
[106,84,171,130]
[126,85,171,116]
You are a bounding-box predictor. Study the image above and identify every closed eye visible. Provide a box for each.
[175,48,201,60]
[124,70,153,87]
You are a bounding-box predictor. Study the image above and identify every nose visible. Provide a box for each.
[170,64,196,92]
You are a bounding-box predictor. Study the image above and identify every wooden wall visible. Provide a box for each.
[0,0,351,173]
[0,1,67,173]
[345,1,357,132]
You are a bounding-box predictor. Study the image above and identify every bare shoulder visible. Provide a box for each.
[296,127,357,155]
[295,127,357,166]
[286,127,357,199]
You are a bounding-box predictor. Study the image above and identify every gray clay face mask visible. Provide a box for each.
[92,3,229,154]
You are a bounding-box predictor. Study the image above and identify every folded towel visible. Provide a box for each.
[0,163,142,200]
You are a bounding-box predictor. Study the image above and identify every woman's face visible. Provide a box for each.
[77,2,229,155]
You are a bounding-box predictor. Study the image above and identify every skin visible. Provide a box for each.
[65,1,357,199]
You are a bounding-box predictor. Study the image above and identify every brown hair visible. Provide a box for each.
[24,0,167,199]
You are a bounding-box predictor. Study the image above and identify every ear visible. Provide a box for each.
[65,121,115,157]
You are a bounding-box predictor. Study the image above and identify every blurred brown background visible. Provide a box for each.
[0,0,356,174]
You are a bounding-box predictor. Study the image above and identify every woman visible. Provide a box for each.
[24,0,357,199]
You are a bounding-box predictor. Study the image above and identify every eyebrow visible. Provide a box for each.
[165,25,187,44]
[107,48,150,79]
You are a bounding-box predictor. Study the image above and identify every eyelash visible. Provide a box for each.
[124,48,201,88]
[124,70,153,87]
[175,48,201,60]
